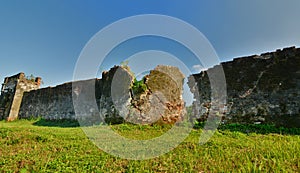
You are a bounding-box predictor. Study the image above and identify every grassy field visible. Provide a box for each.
[0,119,299,172]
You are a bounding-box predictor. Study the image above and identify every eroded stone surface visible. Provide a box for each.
[128,65,185,124]
[2,46,299,128]
[14,65,185,125]
[189,46,300,127]
[0,73,41,121]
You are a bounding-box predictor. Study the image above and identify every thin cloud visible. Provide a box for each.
[192,64,206,73]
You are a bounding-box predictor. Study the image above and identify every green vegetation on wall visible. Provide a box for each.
[119,62,149,96]
[131,78,148,96]
[26,74,36,82]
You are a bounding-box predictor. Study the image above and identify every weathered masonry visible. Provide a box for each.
[0,46,299,127]
[189,46,300,127]
[1,65,186,125]
[0,72,41,121]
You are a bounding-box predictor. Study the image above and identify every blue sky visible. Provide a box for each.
[0,0,300,87]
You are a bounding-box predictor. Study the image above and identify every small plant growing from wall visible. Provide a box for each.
[26,74,44,85]
[120,60,149,96]
[132,78,148,95]
[26,74,36,82]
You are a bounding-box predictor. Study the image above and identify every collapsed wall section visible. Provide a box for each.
[15,47,300,127]
[18,65,186,125]
[126,65,185,124]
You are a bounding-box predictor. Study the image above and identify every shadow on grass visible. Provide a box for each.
[193,122,300,135]
[32,118,300,135]
[33,119,80,128]
[218,124,300,135]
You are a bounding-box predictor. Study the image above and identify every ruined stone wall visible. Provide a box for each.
[18,66,130,123]
[126,65,185,124]
[0,73,41,121]
[19,82,75,120]
[18,65,186,125]
[189,46,300,127]
[5,47,300,127]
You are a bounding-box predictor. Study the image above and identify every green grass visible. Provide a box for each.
[0,120,299,172]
